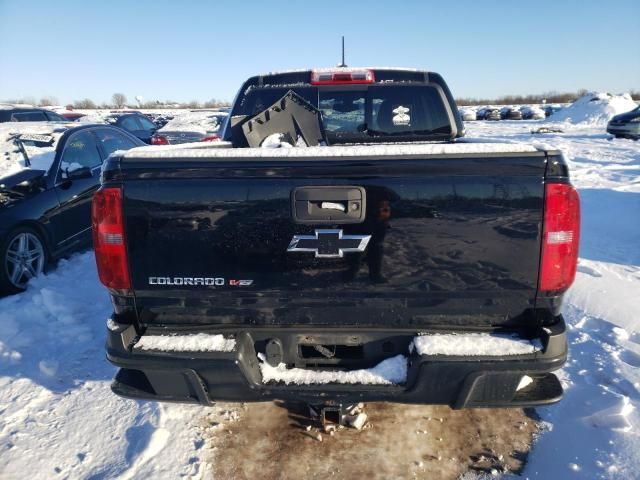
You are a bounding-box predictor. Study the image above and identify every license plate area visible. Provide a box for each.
[299,344,365,360]
[295,333,400,368]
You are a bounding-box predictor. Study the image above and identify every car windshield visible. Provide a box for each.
[235,85,452,143]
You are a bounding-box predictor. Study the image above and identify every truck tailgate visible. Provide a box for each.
[120,150,547,328]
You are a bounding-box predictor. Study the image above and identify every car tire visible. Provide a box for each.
[0,226,48,294]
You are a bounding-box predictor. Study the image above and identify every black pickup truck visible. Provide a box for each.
[96,68,579,409]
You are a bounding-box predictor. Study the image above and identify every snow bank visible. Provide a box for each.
[548,92,638,126]
[464,119,640,479]
[0,253,213,479]
[134,333,236,352]
[411,333,543,356]
[258,354,407,385]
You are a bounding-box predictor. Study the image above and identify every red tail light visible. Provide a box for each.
[200,134,219,142]
[311,68,374,85]
[150,134,168,145]
[92,187,131,290]
[540,183,580,294]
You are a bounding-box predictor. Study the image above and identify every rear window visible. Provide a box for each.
[12,111,48,122]
[233,84,452,143]
[235,87,317,117]
[45,111,66,121]
[137,116,157,131]
[119,116,140,131]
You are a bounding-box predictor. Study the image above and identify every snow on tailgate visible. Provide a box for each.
[412,332,543,356]
[258,353,407,385]
[134,333,236,352]
[122,141,540,160]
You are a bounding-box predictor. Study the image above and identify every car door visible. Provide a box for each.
[50,129,103,253]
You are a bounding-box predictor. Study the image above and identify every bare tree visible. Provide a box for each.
[15,96,37,106]
[112,93,127,109]
[74,98,97,109]
[203,98,230,108]
[38,96,59,107]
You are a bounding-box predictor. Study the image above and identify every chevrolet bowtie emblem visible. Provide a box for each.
[287,229,371,258]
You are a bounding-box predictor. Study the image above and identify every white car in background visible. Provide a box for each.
[458,108,477,121]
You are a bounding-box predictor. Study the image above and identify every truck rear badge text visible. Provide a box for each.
[149,277,253,287]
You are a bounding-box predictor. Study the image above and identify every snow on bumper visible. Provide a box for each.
[106,319,567,408]
[257,353,407,386]
[134,333,236,353]
[411,332,543,356]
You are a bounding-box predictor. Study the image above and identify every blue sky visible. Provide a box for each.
[0,0,638,104]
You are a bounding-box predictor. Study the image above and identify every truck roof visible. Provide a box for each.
[242,67,436,89]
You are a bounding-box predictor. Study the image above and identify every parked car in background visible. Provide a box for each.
[508,107,523,120]
[110,110,143,115]
[105,113,159,144]
[484,108,501,121]
[475,107,489,120]
[60,112,86,121]
[500,107,522,120]
[458,108,476,121]
[146,113,174,129]
[521,106,546,120]
[607,106,640,139]
[152,110,228,145]
[0,105,67,123]
[543,105,563,118]
[0,122,144,293]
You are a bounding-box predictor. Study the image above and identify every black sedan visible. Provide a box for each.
[0,106,67,123]
[0,122,144,292]
[105,113,159,144]
[607,106,640,139]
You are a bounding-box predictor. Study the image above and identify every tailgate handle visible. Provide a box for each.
[292,186,366,224]
[320,201,346,212]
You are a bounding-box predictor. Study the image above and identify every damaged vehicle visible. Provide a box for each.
[151,110,228,145]
[0,122,143,293]
[99,68,578,411]
[607,105,640,140]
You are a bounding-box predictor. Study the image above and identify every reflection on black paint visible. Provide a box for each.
[123,165,546,327]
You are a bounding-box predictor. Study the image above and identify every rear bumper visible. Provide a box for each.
[106,318,567,408]
[607,124,640,137]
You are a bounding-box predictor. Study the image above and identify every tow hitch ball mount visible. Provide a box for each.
[308,402,368,430]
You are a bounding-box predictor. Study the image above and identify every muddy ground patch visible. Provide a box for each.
[205,402,539,479]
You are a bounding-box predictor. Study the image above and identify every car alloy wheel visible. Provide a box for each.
[4,232,45,289]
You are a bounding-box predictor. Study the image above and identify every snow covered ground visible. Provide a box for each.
[465,119,640,479]
[0,118,638,479]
